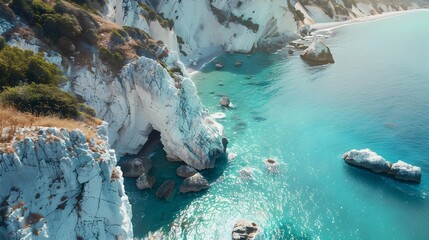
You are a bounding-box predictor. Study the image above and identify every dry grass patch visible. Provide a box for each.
[0,106,102,147]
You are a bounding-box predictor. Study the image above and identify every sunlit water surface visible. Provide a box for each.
[124,11,429,239]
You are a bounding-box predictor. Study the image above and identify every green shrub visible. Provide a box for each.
[41,13,82,41]
[78,103,96,117]
[0,46,64,88]
[0,83,79,118]
[99,47,126,72]
[0,37,5,51]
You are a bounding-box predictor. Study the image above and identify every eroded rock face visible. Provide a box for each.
[119,157,152,178]
[71,56,226,170]
[179,173,209,193]
[343,149,422,183]
[232,219,260,240]
[0,124,133,239]
[176,165,198,178]
[300,40,335,65]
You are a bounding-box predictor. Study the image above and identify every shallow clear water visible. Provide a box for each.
[125,11,429,239]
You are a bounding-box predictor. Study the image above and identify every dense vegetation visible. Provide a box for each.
[0,46,64,87]
[1,83,80,118]
[0,43,95,119]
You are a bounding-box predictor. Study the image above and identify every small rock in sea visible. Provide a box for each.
[235,60,243,67]
[136,173,156,190]
[343,149,421,183]
[263,158,279,173]
[215,62,224,69]
[232,219,260,240]
[218,83,225,86]
[220,96,231,107]
[156,180,176,200]
[288,49,294,55]
[245,75,253,80]
[238,167,254,180]
[179,173,209,193]
[119,157,152,178]
[300,39,334,65]
[228,153,238,161]
[176,165,198,178]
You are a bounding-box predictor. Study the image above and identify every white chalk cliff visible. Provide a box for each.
[0,124,133,239]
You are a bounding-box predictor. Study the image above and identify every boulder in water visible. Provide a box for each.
[300,40,334,65]
[232,219,259,240]
[156,180,176,200]
[119,157,152,178]
[220,96,231,107]
[136,173,156,190]
[263,158,279,173]
[176,165,198,178]
[238,167,254,180]
[179,173,209,193]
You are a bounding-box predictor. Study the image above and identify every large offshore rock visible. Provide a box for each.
[0,123,133,239]
[179,173,209,193]
[300,40,335,65]
[343,149,422,183]
[119,157,152,178]
[389,160,422,183]
[232,219,260,240]
[343,149,391,173]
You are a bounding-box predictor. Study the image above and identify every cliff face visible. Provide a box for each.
[0,124,133,239]
[70,56,225,169]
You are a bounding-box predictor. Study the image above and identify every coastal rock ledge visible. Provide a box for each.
[300,40,335,65]
[0,123,133,239]
[343,149,422,183]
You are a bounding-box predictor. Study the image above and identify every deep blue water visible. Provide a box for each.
[125,11,429,239]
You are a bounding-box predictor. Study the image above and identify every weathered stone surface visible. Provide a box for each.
[220,96,231,107]
[232,219,259,240]
[343,149,422,183]
[300,40,335,65]
[156,180,176,200]
[119,157,152,178]
[136,172,156,190]
[179,173,209,193]
[0,124,133,239]
[176,165,198,178]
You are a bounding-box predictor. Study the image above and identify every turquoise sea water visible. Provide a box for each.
[124,11,429,239]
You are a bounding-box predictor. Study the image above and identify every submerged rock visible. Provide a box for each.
[176,165,198,178]
[232,219,260,240]
[263,158,279,173]
[156,180,176,200]
[179,173,209,193]
[119,157,152,178]
[343,149,391,173]
[300,40,334,65]
[220,96,231,107]
[343,149,421,183]
[238,167,254,180]
[136,173,156,190]
[389,160,421,183]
